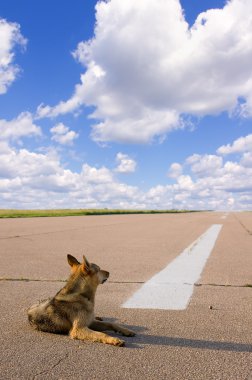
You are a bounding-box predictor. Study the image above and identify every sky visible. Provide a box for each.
[0,0,252,210]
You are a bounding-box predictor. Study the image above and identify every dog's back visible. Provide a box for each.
[28,298,72,334]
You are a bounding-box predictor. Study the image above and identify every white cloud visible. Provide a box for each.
[161,134,252,210]
[0,145,60,180]
[115,152,137,173]
[0,18,27,94]
[168,163,183,178]
[186,154,223,177]
[91,108,180,144]
[50,123,79,145]
[0,133,252,210]
[217,134,252,155]
[176,175,194,190]
[0,143,141,209]
[81,163,113,184]
[240,152,252,167]
[0,112,41,141]
[37,0,252,144]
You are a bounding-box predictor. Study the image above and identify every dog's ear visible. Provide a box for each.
[83,255,91,273]
[67,254,80,267]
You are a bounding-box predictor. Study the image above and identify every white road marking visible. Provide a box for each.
[122,224,222,310]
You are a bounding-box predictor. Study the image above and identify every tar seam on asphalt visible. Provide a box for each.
[1,277,251,288]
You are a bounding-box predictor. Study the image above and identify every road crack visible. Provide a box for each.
[233,214,252,235]
[32,352,69,380]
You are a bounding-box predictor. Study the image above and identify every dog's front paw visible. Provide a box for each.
[109,337,125,347]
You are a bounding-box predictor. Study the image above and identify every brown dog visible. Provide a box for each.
[28,255,135,346]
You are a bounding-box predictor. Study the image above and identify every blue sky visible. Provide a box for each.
[0,0,252,210]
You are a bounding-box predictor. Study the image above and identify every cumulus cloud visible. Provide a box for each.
[0,112,41,141]
[167,163,183,178]
[0,143,142,209]
[217,134,252,155]
[37,0,252,144]
[0,18,27,94]
[1,133,252,210]
[115,152,137,173]
[0,145,60,180]
[240,152,252,167]
[186,154,223,177]
[144,132,252,210]
[50,123,79,145]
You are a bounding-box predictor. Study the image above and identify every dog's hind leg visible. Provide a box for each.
[70,320,125,346]
[90,320,135,337]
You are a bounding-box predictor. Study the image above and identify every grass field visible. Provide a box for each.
[0,209,195,218]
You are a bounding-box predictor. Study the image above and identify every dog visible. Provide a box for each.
[27,254,135,346]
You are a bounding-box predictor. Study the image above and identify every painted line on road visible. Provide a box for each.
[122,224,222,310]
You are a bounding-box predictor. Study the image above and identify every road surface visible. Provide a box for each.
[0,212,251,379]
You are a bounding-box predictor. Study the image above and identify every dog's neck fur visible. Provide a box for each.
[57,271,97,303]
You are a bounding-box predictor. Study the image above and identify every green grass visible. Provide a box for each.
[0,208,196,219]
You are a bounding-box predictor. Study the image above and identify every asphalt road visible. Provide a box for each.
[0,212,251,380]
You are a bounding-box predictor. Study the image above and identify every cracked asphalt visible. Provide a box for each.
[0,212,251,380]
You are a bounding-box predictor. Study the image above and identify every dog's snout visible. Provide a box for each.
[104,271,110,278]
[100,270,109,284]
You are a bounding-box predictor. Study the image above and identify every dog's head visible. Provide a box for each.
[67,254,110,286]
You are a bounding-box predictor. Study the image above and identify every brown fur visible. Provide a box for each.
[27,255,135,346]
